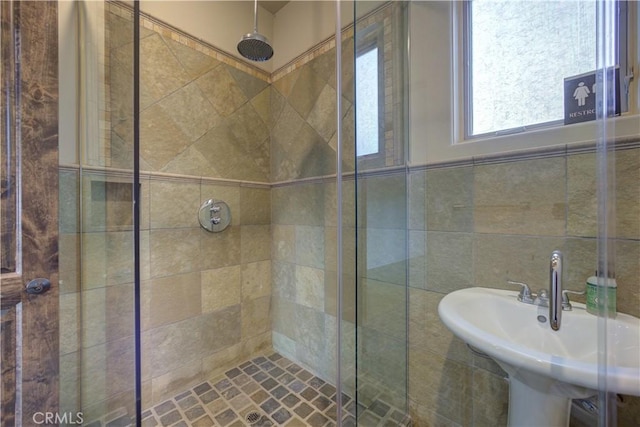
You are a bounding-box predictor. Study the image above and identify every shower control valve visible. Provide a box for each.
[199,198,231,232]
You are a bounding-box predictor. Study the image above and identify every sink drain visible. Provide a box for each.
[245,411,261,424]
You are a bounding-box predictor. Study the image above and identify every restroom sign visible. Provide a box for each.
[564,68,620,125]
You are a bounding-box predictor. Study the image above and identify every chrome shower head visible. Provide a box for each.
[237,0,273,62]
[237,31,274,62]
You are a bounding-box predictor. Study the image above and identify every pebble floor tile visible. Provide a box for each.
[88,352,410,426]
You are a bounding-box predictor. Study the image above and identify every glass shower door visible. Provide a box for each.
[402,1,639,426]
[58,1,138,424]
[350,1,410,424]
[595,2,639,425]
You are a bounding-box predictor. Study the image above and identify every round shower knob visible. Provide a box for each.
[198,199,231,232]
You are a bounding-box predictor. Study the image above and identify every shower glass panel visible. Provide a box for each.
[595,2,639,426]
[338,2,357,424]
[136,2,275,413]
[59,1,137,424]
[353,1,410,422]
[406,1,639,426]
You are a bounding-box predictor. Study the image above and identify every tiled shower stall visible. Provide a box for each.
[2,0,637,426]
[58,1,410,425]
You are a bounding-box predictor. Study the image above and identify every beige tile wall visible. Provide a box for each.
[108,8,271,183]
[59,167,141,420]
[59,173,274,416]
[126,2,276,407]
[58,4,276,417]
[352,170,408,406]
[271,182,332,375]
[141,178,273,407]
[408,145,640,426]
[270,176,358,394]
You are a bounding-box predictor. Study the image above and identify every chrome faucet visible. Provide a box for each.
[507,250,584,329]
[507,280,583,310]
[549,250,563,331]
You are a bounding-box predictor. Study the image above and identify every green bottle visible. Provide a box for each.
[585,272,617,315]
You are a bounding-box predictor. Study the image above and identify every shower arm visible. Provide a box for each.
[253,0,258,33]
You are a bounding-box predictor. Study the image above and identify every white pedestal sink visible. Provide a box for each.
[438,287,640,427]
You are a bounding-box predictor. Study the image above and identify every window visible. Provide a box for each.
[464,0,627,138]
[355,19,385,162]
[356,46,381,156]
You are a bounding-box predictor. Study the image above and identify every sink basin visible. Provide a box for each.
[438,287,640,426]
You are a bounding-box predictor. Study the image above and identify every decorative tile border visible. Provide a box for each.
[62,137,640,193]
[409,137,640,173]
[109,0,394,86]
[59,164,271,190]
[270,3,393,83]
[107,1,271,83]
[271,35,340,84]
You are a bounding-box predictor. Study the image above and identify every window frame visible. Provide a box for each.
[355,22,386,167]
[461,0,630,141]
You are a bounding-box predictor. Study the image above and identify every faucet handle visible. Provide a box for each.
[561,289,585,311]
[507,280,535,303]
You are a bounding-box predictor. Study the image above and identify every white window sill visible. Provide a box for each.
[441,113,640,163]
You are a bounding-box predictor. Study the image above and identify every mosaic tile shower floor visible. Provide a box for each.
[90,352,408,427]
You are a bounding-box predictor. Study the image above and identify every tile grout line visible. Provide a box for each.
[135,352,407,427]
